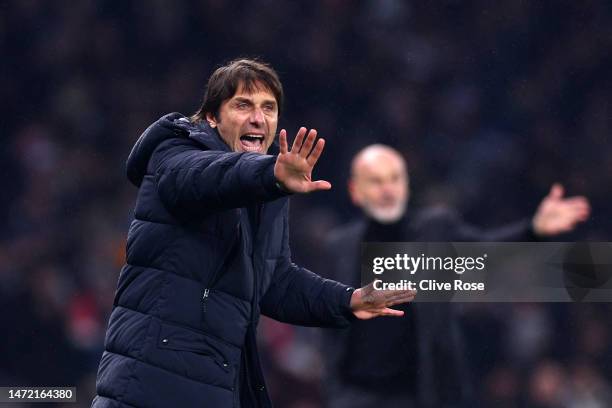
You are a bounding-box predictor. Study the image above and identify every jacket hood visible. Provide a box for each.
[126,112,229,187]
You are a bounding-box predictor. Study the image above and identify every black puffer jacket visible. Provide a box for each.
[91,113,354,408]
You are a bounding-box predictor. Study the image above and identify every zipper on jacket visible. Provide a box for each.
[202,288,210,313]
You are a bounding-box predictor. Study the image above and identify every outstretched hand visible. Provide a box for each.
[350,282,417,320]
[274,127,332,194]
[532,183,591,236]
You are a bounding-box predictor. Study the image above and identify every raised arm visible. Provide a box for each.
[153,126,332,214]
[153,138,287,213]
[452,183,590,241]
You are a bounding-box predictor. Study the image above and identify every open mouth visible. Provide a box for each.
[239,134,265,152]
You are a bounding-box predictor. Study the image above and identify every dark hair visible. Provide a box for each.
[191,58,283,122]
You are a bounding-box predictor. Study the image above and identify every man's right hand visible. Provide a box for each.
[274,127,332,193]
[350,282,417,320]
[532,183,590,236]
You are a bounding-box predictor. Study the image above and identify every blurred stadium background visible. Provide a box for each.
[2,1,612,407]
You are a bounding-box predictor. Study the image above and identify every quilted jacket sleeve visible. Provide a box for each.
[151,138,289,213]
[260,210,356,328]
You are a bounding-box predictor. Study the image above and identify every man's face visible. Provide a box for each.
[350,150,409,223]
[206,82,278,154]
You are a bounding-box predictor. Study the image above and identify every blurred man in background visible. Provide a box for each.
[322,144,590,408]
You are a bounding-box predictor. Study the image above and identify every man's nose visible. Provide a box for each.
[381,181,394,193]
[381,183,398,199]
[249,108,265,126]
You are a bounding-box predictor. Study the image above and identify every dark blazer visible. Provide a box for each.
[92,113,354,408]
[322,208,536,408]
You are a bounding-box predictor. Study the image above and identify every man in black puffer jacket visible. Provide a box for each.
[91,59,416,408]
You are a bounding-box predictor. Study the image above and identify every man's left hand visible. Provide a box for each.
[350,282,417,320]
[532,183,591,236]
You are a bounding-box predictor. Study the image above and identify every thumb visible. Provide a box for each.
[549,183,564,200]
[310,180,332,191]
[382,308,405,317]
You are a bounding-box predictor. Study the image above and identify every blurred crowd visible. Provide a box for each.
[2,1,612,407]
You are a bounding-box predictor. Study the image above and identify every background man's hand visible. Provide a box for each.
[350,282,417,320]
[274,127,332,193]
[532,183,591,236]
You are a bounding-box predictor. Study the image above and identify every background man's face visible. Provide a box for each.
[207,82,278,154]
[350,150,409,223]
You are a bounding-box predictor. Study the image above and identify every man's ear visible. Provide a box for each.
[205,112,218,128]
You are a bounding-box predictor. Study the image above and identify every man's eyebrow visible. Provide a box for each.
[232,96,277,107]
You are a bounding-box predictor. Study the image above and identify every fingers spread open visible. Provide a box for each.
[279,129,288,154]
[300,129,317,156]
[291,127,307,152]
[307,138,325,166]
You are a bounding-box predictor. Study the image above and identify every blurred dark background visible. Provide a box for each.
[1,1,612,407]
